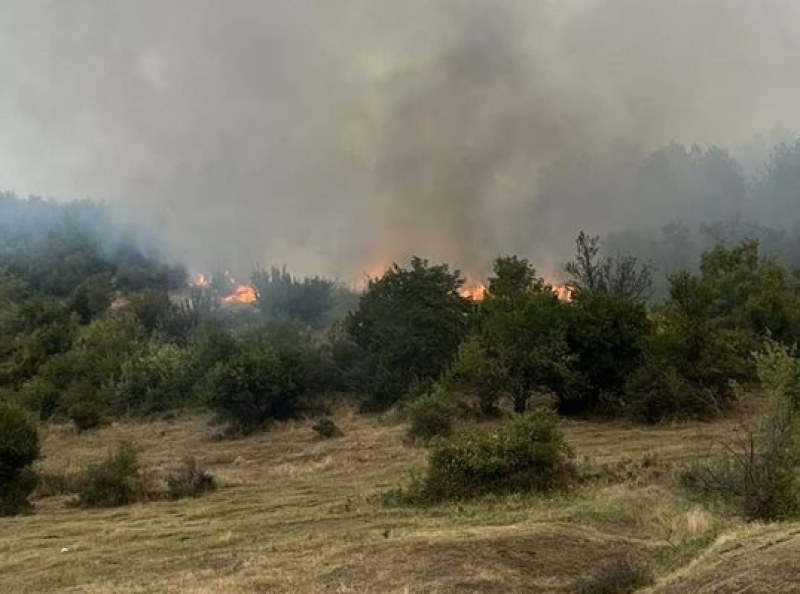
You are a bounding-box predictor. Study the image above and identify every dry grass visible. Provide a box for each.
[0,407,798,592]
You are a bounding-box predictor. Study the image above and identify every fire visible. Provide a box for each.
[222,284,257,305]
[459,283,487,302]
[551,283,573,302]
[190,273,211,288]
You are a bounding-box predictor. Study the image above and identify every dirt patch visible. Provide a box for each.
[654,524,800,594]
[318,528,639,593]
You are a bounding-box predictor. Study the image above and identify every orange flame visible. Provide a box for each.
[551,283,573,302]
[190,273,211,288]
[222,284,257,305]
[459,283,487,302]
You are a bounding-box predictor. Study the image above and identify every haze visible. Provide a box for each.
[1,0,799,281]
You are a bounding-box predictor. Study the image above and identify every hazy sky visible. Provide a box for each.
[1,0,799,281]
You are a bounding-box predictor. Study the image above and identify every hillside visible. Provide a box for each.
[2,410,798,593]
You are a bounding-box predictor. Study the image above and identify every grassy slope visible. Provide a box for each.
[1,411,798,593]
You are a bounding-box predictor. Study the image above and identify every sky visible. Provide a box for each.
[0,0,799,281]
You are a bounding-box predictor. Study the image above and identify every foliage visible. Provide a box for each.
[63,380,108,432]
[252,266,336,327]
[76,442,154,507]
[110,340,196,416]
[406,388,456,442]
[0,400,40,515]
[562,291,651,414]
[68,274,114,323]
[565,232,653,300]
[409,409,573,502]
[683,341,800,520]
[465,257,573,413]
[166,457,216,500]
[205,323,324,433]
[346,257,469,410]
[312,417,343,439]
[0,193,184,297]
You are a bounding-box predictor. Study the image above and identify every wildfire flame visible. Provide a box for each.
[459,283,487,302]
[190,272,257,306]
[190,273,211,288]
[551,283,573,302]
[222,284,257,305]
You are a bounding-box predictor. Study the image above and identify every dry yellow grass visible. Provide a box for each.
[0,409,798,593]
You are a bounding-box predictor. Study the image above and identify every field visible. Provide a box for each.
[2,409,800,593]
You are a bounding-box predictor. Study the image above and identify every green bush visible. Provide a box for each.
[406,389,456,442]
[62,380,108,432]
[76,442,154,507]
[682,341,800,520]
[205,326,319,434]
[68,400,107,433]
[110,340,195,416]
[411,409,573,502]
[346,257,469,410]
[0,400,40,515]
[166,457,216,500]
[312,417,343,439]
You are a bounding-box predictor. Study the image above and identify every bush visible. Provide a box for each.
[166,457,216,500]
[574,555,653,594]
[76,442,154,507]
[0,400,40,515]
[204,322,330,434]
[624,364,715,423]
[68,400,107,433]
[62,380,108,432]
[410,409,573,502]
[406,389,456,442]
[312,417,343,439]
[110,340,195,416]
[682,341,800,520]
[346,257,469,410]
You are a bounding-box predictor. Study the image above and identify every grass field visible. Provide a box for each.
[1,408,799,593]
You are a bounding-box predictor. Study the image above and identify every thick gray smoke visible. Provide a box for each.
[0,0,799,282]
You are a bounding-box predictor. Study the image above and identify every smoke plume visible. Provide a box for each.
[0,0,799,281]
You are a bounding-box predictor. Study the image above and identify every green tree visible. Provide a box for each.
[346,257,469,409]
[565,232,653,300]
[0,401,39,515]
[252,266,334,327]
[562,291,651,414]
[464,256,571,413]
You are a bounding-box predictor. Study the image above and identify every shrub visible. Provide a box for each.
[0,400,40,515]
[76,442,154,507]
[166,457,216,500]
[574,555,653,594]
[411,409,573,502]
[624,363,715,423]
[406,389,456,442]
[68,400,107,433]
[204,322,329,434]
[312,417,343,439]
[62,380,108,432]
[346,257,469,410]
[682,341,800,520]
[561,291,651,414]
[110,340,195,416]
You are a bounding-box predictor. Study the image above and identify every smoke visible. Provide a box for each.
[0,0,799,281]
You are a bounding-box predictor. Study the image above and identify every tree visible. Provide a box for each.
[0,401,39,515]
[252,266,334,327]
[68,274,114,323]
[202,321,330,433]
[346,257,469,410]
[562,290,651,414]
[463,256,570,413]
[566,232,653,300]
